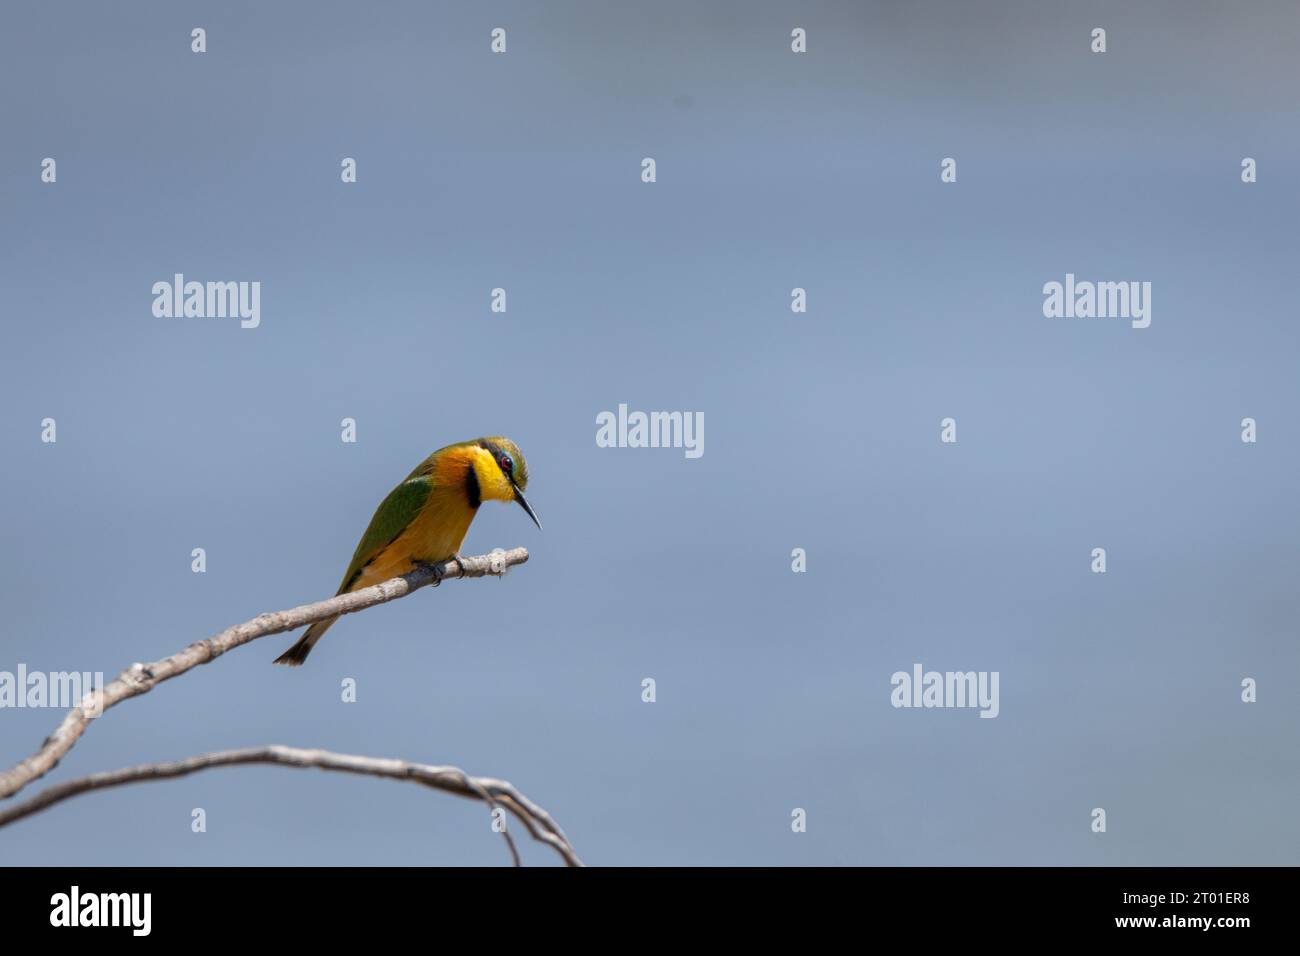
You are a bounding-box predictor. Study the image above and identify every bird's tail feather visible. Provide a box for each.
[273,616,336,666]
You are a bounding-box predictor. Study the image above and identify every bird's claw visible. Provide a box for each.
[412,559,446,586]
[413,556,465,587]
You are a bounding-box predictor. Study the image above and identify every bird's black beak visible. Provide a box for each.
[513,483,542,531]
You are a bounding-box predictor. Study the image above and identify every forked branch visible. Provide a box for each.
[0,548,580,866]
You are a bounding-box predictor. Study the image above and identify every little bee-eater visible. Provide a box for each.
[274,436,539,666]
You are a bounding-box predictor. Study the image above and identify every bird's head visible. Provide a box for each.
[470,436,540,530]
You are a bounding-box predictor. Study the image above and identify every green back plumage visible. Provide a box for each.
[335,475,432,593]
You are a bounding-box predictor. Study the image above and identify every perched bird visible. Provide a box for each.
[274,436,539,666]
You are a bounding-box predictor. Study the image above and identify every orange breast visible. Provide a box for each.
[349,459,478,590]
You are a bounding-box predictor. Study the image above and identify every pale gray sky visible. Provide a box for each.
[1,0,1297,865]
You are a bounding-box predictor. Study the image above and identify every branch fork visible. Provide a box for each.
[0,547,580,866]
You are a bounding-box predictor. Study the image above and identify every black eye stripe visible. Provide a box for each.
[478,440,515,479]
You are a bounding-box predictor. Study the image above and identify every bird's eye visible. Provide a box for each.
[500,455,513,475]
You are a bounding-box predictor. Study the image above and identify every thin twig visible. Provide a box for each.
[0,745,581,867]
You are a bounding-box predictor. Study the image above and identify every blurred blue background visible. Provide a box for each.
[1,0,1297,865]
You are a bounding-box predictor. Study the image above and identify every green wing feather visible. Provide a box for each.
[334,476,433,593]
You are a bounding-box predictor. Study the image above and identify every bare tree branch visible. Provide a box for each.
[0,745,581,867]
[0,548,528,802]
[0,547,580,865]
